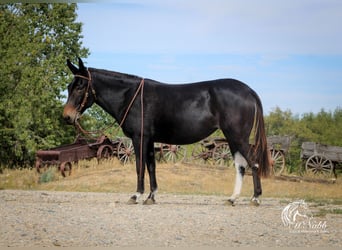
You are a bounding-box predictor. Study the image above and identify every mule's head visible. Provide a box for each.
[63,58,95,125]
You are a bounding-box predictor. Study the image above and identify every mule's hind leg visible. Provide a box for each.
[227,151,248,206]
[250,166,262,206]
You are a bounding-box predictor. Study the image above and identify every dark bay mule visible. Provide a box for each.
[63,58,270,206]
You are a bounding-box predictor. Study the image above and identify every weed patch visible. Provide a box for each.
[38,168,57,184]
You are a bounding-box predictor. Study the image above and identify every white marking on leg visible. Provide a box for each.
[230,152,248,201]
[134,192,141,201]
[151,188,158,197]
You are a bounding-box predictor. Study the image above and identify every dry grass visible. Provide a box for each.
[1,159,341,202]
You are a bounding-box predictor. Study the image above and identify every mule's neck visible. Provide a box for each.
[89,68,142,124]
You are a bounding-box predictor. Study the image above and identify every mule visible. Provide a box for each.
[63,58,270,206]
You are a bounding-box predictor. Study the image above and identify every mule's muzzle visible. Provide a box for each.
[63,114,75,125]
[63,104,79,125]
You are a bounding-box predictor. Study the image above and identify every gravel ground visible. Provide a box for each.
[0,190,341,247]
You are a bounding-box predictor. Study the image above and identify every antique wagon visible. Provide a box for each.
[301,142,342,177]
[35,135,120,177]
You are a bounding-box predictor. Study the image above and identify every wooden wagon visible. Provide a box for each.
[35,135,120,177]
[267,135,291,175]
[301,142,342,177]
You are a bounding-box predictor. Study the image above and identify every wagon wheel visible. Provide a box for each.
[160,144,187,163]
[59,162,72,177]
[117,138,135,164]
[35,159,43,173]
[35,159,51,174]
[191,143,214,166]
[212,143,232,166]
[154,143,163,162]
[305,154,334,177]
[270,149,285,176]
[97,145,114,161]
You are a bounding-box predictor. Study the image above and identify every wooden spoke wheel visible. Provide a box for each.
[117,138,135,165]
[270,149,285,175]
[212,143,232,166]
[154,143,164,162]
[160,144,187,163]
[191,143,214,166]
[97,145,114,161]
[305,154,334,176]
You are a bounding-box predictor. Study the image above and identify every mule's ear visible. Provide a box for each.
[67,59,79,75]
[78,57,86,72]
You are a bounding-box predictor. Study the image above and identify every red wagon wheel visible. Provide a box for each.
[97,145,114,161]
[35,159,43,173]
[305,154,334,176]
[59,161,72,177]
[270,149,285,176]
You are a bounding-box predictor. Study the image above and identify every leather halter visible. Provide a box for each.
[74,70,96,112]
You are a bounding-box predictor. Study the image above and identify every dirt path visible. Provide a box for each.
[0,190,341,247]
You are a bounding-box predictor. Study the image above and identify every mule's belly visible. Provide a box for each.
[155,128,218,145]
[153,116,219,145]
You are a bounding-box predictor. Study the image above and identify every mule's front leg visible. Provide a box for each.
[144,141,158,205]
[127,138,146,205]
[127,170,145,204]
[251,165,262,206]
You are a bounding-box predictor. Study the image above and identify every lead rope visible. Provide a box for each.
[139,79,145,181]
[116,78,145,181]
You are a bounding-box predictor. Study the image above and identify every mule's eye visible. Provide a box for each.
[75,80,86,91]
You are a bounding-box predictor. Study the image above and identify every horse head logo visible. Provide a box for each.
[281,200,313,227]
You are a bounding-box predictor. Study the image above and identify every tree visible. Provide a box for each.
[301,108,342,146]
[0,3,89,168]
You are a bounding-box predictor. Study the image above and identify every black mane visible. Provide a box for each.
[89,67,141,80]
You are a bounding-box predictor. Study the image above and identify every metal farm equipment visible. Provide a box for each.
[35,135,132,176]
[301,142,342,177]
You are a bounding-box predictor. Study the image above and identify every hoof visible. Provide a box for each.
[143,198,155,205]
[127,197,138,205]
[250,197,261,206]
[225,199,236,206]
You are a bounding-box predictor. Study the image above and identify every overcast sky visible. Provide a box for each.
[76,0,342,115]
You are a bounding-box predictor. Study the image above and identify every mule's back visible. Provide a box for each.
[149,79,258,145]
